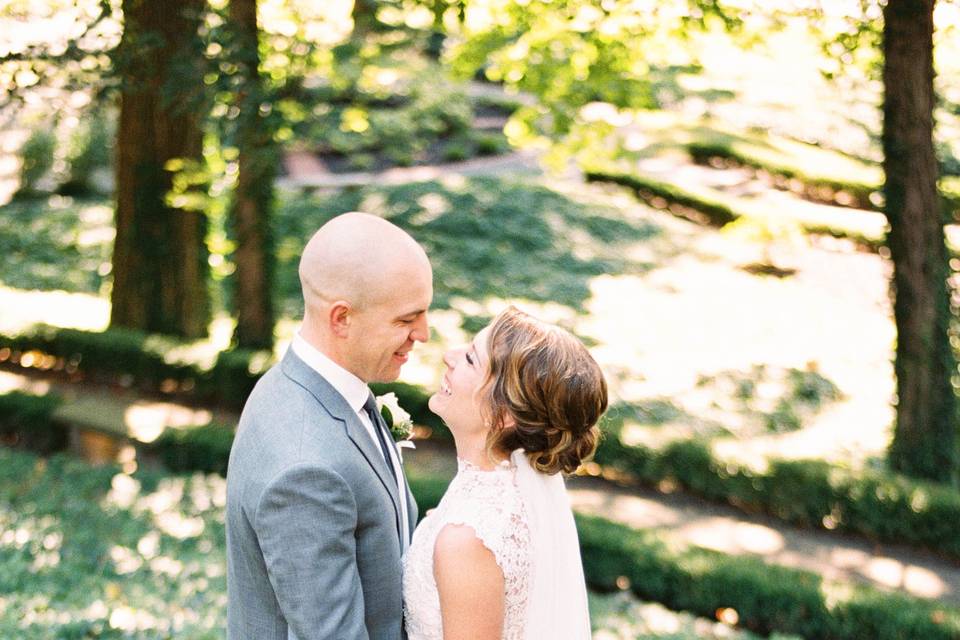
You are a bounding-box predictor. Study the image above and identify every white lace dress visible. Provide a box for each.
[402,457,532,639]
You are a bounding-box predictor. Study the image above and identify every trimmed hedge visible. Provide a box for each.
[594,435,960,562]
[584,169,739,227]
[687,141,960,221]
[150,422,235,476]
[0,324,269,410]
[406,473,960,640]
[0,391,66,453]
[0,325,445,434]
[4,406,957,639]
[577,514,960,640]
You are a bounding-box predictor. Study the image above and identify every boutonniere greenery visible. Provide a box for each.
[375,392,416,460]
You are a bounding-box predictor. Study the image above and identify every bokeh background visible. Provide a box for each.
[2,0,960,638]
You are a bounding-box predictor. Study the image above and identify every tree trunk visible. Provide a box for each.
[229,0,275,349]
[111,0,209,339]
[883,0,957,482]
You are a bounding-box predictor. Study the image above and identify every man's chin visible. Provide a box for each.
[370,367,403,384]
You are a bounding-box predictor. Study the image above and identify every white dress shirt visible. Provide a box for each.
[291,331,410,551]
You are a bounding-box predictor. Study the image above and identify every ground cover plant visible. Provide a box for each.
[4,445,958,640]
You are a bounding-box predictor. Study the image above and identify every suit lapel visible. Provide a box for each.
[280,349,403,547]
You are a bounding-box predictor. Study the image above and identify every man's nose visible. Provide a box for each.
[411,313,430,343]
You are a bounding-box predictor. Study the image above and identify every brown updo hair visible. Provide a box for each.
[481,306,608,474]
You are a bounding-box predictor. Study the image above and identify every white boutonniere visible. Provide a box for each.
[376,392,416,461]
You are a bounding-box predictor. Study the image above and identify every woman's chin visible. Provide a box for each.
[427,393,445,417]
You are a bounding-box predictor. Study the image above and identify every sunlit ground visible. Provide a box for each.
[0,445,798,639]
[589,591,800,640]
[568,481,960,605]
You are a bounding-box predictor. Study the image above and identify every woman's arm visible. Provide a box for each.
[434,524,505,639]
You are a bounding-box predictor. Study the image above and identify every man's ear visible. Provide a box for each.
[329,301,352,338]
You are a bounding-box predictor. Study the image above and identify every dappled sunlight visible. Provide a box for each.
[569,486,682,529]
[0,285,108,333]
[861,557,949,600]
[579,217,897,465]
[124,402,213,444]
[681,519,785,556]
[104,472,141,509]
[155,511,205,540]
[0,370,50,395]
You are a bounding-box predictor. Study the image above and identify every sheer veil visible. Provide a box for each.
[511,449,591,639]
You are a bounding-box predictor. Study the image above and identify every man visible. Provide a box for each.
[226,212,432,639]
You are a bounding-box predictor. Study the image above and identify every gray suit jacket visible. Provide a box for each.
[227,349,419,640]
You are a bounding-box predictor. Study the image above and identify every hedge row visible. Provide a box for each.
[583,169,739,227]
[4,325,957,561]
[0,324,447,435]
[3,393,959,640]
[0,324,269,411]
[0,390,66,453]
[593,434,960,562]
[405,473,960,640]
[686,140,960,221]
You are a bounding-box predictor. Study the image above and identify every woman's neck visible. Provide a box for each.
[453,433,507,471]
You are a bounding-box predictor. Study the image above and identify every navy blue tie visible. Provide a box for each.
[363,394,398,485]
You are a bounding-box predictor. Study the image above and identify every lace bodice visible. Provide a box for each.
[403,457,532,639]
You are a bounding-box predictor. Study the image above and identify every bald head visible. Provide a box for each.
[298,212,433,381]
[299,211,430,314]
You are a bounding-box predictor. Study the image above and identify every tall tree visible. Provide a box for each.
[110,0,210,338]
[882,0,958,482]
[228,0,276,349]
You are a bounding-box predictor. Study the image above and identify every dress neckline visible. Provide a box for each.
[456,456,512,474]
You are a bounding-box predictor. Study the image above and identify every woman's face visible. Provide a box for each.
[429,326,492,437]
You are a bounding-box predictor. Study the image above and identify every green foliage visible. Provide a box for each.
[0,325,443,439]
[274,176,659,317]
[297,69,490,170]
[577,515,960,640]
[60,108,115,196]
[584,168,739,226]
[413,470,960,639]
[687,140,960,220]
[0,448,227,638]
[0,391,66,454]
[3,444,958,639]
[589,591,803,640]
[0,195,113,294]
[150,422,234,476]
[593,435,960,561]
[0,325,270,411]
[16,128,57,197]
[449,0,743,142]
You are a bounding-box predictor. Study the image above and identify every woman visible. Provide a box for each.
[403,306,608,639]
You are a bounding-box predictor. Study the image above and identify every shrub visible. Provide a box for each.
[576,515,960,640]
[60,109,114,195]
[16,128,57,196]
[0,325,444,436]
[405,473,960,640]
[584,168,739,226]
[593,434,960,561]
[150,422,235,476]
[0,391,66,453]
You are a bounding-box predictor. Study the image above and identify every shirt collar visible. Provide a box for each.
[291,330,370,414]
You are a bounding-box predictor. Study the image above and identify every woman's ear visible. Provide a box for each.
[329,301,352,338]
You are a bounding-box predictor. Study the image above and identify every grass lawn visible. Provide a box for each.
[0,446,803,640]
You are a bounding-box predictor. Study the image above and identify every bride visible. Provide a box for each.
[402,306,608,639]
